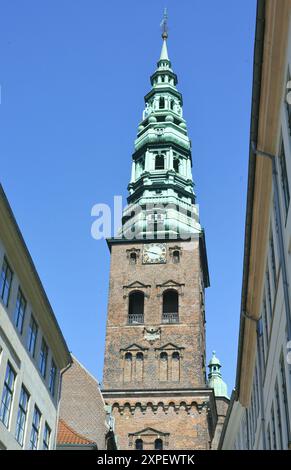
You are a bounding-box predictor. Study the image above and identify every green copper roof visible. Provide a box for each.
[208,351,228,399]
[159,38,169,61]
[119,25,202,240]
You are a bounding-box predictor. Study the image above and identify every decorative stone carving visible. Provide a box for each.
[143,327,161,344]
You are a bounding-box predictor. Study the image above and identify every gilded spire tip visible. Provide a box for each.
[160,7,168,40]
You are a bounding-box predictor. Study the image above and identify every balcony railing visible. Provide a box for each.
[128,313,144,324]
[162,312,179,324]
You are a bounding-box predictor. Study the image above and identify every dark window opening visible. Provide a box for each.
[128,291,144,324]
[130,252,137,265]
[155,438,163,450]
[135,439,143,450]
[155,154,165,170]
[172,352,180,361]
[125,352,132,361]
[173,158,179,173]
[172,250,180,264]
[162,290,179,323]
[159,97,165,109]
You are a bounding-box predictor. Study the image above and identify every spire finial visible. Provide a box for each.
[160,7,168,39]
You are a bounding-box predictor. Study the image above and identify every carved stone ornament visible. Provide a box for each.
[143,327,161,344]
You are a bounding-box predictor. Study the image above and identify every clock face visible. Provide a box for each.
[143,243,167,264]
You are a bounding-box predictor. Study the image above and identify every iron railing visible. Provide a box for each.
[162,312,179,324]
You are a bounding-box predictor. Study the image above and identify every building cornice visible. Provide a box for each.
[236,0,291,406]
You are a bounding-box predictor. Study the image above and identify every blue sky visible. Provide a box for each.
[0,0,257,391]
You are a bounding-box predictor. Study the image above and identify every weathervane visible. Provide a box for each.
[160,7,168,39]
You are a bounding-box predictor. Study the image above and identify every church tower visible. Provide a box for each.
[102,18,217,450]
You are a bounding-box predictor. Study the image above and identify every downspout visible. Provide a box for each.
[53,359,72,450]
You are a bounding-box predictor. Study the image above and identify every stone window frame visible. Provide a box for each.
[169,246,182,264]
[120,344,149,384]
[155,343,184,383]
[123,281,151,325]
[128,427,170,449]
[156,279,184,297]
[123,281,151,300]
[156,280,184,324]
[126,248,141,265]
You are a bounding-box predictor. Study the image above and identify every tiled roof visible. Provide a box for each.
[58,356,107,449]
[57,419,95,445]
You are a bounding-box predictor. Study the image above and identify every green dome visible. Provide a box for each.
[208,350,221,366]
[207,351,228,398]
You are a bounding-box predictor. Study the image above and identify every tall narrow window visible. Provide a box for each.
[173,158,180,173]
[172,250,180,264]
[0,363,16,428]
[162,290,179,323]
[155,154,165,170]
[267,424,271,450]
[130,252,137,265]
[49,360,57,397]
[43,422,51,450]
[29,406,41,450]
[270,233,277,288]
[14,288,26,334]
[159,352,168,381]
[280,352,290,441]
[159,97,165,109]
[266,269,273,319]
[275,381,283,449]
[135,352,144,382]
[172,352,180,382]
[155,438,163,450]
[135,439,143,450]
[39,338,48,378]
[124,352,132,383]
[27,315,38,357]
[128,291,144,324]
[0,257,13,307]
[15,386,30,446]
[279,141,290,216]
[271,404,277,450]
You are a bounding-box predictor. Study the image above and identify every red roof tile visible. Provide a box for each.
[57,419,95,445]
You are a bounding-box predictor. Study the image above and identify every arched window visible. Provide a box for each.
[162,290,179,323]
[170,100,174,110]
[136,352,144,382]
[155,438,163,450]
[172,352,180,382]
[173,158,180,173]
[159,97,165,109]
[155,154,165,170]
[159,352,168,381]
[128,291,144,324]
[135,439,143,450]
[124,352,132,382]
[130,252,137,265]
[172,250,180,264]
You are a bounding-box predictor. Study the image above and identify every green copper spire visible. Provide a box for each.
[120,16,201,240]
[159,38,169,62]
[208,351,228,398]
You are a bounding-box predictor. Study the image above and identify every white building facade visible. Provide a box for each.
[0,185,71,449]
[220,0,291,450]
